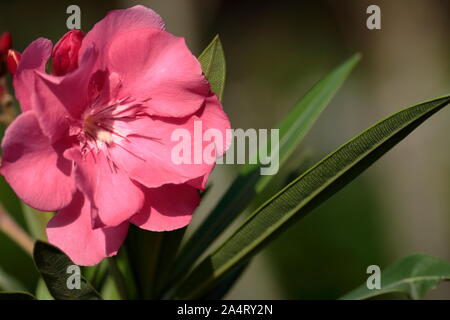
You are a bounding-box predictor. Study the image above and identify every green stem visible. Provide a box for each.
[126,226,164,299]
[108,257,128,300]
[0,204,33,256]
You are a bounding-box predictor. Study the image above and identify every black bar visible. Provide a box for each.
[1,300,449,318]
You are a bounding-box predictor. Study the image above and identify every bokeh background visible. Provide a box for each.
[0,0,449,299]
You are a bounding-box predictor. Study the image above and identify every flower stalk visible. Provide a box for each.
[0,203,34,256]
[108,257,128,300]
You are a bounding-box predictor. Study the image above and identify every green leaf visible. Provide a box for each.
[201,261,250,300]
[126,227,162,299]
[152,228,187,298]
[107,257,129,300]
[21,203,51,241]
[199,35,226,101]
[84,260,108,291]
[33,241,101,300]
[101,249,138,300]
[126,227,185,299]
[99,277,120,300]
[340,254,450,300]
[0,291,35,300]
[0,266,27,292]
[174,94,450,299]
[35,278,54,300]
[171,54,361,285]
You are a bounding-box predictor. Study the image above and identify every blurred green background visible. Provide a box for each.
[0,0,449,299]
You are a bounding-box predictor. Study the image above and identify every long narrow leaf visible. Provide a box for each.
[340,254,450,300]
[125,226,162,299]
[0,291,35,300]
[153,228,187,298]
[200,261,249,300]
[0,266,26,292]
[21,203,51,240]
[171,54,361,284]
[174,95,450,299]
[126,226,186,299]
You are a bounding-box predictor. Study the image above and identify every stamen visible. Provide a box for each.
[78,100,149,164]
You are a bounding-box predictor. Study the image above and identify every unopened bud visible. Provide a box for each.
[0,32,12,55]
[7,49,21,75]
[52,29,84,76]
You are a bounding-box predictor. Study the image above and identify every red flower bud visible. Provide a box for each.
[52,29,84,76]
[7,49,21,75]
[0,32,12,55]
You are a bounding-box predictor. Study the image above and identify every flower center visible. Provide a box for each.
[76,98,147,160]
[84,115,113,144]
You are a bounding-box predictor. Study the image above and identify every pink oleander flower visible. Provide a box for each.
[0,6,230,265]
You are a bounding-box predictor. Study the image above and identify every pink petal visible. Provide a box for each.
[109,94,230,189]
[109,115,215,189]
[65,148,145,228]
[107,28,209,117]
[186,174,210,190]
[13,38,52,112]
[131,184,200,232]
[47,192,129,266]
[79,5,164,69]
[197,94,232,158]
[186,94,232,189]
[32,47,98,141]
[0,112,75,211]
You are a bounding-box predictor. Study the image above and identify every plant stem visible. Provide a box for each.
[108,257,128,300]
[126,226,164,299]
[0,203,34,256]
